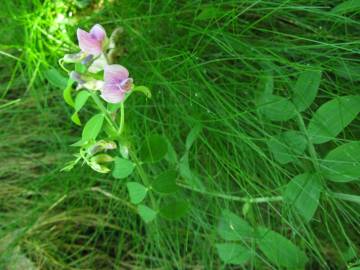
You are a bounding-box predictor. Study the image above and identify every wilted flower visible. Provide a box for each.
[77,24,107,56]
[101,65,133,103]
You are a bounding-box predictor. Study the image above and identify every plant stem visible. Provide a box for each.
[177,183,283,203]
[119,102,125,135]
[90,91,119,132]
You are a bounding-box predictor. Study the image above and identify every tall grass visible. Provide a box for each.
[1,0,359,269]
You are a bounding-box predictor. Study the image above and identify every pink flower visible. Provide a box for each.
[77,24,107,56]
[101,65,133,103]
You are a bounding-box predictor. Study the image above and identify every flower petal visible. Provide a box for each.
[77,28,102,55]
[101,83,125,103]
[88,54,107,73]
[104,64,129,84]
[90,24,106,41]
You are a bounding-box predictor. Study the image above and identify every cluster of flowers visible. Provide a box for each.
[63,24,132,103]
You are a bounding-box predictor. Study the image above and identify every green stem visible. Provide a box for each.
[90,92,119,132]
[177,183,283,203]
[119,102,125,135]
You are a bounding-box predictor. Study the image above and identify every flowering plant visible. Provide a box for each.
[59,24,189,222]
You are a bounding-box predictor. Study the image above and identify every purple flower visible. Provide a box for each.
[101,65,133,103]
[77,24,107,56]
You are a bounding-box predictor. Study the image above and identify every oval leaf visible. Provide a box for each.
[44,68,68,89]
[112,157,136,179]
[75,91,91,112]
[138,204,157,223]
[82,114,105,141]
[292,70,321,112]
[152,170,178,194]
[284,173,323,222]
[267,131,307,164]
[160,200,190,220]
[126,182,148,204]
[139,134,168,163]
[307,96,360,144]
[320,141,360,182]
[216,243,252,265]
[218,210,255,241]
[258,95,297,121]
[258,227,308,268]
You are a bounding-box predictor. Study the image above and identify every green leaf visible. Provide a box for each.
[160,200,190,220]
[139,134,168,163]
[132,85,152,98]
[257,227,308,269]
[152,170,178,194]
[82,114,105,142]
[258,95,297,121]
[267,131,307,164]
[218,210,254,241]
[331,0,360,15]
[216,243,252,265]
[284,173,323,222]
[256,74,273,105]
[292,70,321,112]
[44,68,68,89]
[74,91,91,112]
[112,157,136,179]
[71,112,81,126]
[185,124,203,150]
[320,141,360,182]
[138,204,157,223]
[126,182,148,204]
[196,6,224,20]
[307,96,360,144]
[179,152,205,191]
[332,61,360,82]
[165,138,178,165]
[63,79,75,107]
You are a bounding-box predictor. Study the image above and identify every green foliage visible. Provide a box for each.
[321,141,360,182]
[82,113,105,141]
[112,157,136,179]
[139,134,168,163]
[292,70,322,112]
[159,200,190,220]
[126,182,148,204]
[258,95,297,121]
[216,243,252,265]
[218,210,254,241]
[257,227,308,268]
[307,96,360,144]
[331,0,360,14]
[267,131,307,164]
[152,170,178,194]
[137,204,157,223]
[284,173,323,222]
[44,68,68,89]
[185,124,202,150]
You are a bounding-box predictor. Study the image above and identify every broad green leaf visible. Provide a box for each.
[284,173,323,222]
[267,131,307,164]
[258,227,308,268]
[126,182,148,204]
[63,79,75,107]
[216,243,252,265]
[160,200,190,220]
[74,91,91,112]
[320,141,360,182]
[138,204,157,223]
[292,70,322,112]
[152,170,178,194]
[218,210,254,241]
[139,134,168,163]
[44,68,68,89]
[165,138,178,165]
[132,85,152,98]
[255,74,273,105]
[332,0,360,15]
[179,153,205,191]
[185,124,203,150]
[71,112,81,126]
[307,96,360,144]
[112,157,136,179]
[332,61,360,82]
[82,114,105,141]
[258,95,297,121]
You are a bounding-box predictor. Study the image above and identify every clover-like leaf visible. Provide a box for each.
[126,182,148,204]
[139,134,168,163]
[112,157,136,179]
